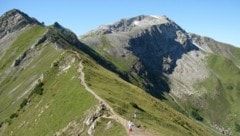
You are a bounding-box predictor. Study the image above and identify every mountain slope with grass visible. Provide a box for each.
[0,9,125,136]
[81,15,240,135]
[0,9,217,136]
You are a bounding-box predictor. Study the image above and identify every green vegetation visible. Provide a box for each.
[9,113,18,119]
[235,122,240,132]
[20,98,28,109]
[0,44,62,122]
[196,54,240,135]
[232,48,240,62]
[191,109,203,122]
[0,25,49,122]
[30,81,44,96]
[0,121,3,128]
[2,51,97,135]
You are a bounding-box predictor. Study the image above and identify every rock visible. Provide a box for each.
[87,121,96,135]
[12,51,27,67]
[85,103,107,126]
[84,103,109,135]
[0,9,41,39]
[105,121,112,130]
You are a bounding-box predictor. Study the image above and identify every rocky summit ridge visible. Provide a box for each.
[0,9,41,39]
[86,15,185,35]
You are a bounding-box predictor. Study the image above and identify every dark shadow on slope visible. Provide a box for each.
[75,41,130,81]
[127,25,199,99]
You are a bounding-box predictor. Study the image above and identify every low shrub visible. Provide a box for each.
[235,122,240,132]
[0,121,3,128]
[130,102,145,112]
[20,98,28,109]
[191,109,203,121]
[10,113,18,119]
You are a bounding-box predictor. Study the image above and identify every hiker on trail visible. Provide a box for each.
[133,111,137,119]
[128,120,134,132]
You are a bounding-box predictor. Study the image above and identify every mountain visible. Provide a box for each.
[0,9,218,136]
[81,15,199,97]
[81,15,240,135]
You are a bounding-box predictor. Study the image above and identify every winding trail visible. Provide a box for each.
[74,52,152,136]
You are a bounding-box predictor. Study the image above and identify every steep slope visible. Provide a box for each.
[80,15,240,135]
[0,9,218,136]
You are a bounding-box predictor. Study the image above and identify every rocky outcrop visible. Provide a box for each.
[12,51,27,67]
[84,103,108,135]
[0,9,41,39]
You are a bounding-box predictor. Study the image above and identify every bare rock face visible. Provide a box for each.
[0,9,41,39]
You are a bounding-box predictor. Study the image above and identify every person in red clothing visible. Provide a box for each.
[128,120,134,132]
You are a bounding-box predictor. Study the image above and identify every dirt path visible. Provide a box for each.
[75,52,152,136]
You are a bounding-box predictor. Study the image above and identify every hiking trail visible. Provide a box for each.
[74,52,152,136]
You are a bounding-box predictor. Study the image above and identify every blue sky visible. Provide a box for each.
[0,0,239,46]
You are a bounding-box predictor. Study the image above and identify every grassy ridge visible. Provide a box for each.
[0,25,127,135]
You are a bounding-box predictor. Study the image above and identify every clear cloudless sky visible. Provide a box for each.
[0,0,239,46]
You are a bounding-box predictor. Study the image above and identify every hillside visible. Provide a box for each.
[0,9,218,136]
[81,15,240,135]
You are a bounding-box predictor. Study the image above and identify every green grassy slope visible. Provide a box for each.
[0,25,48,121]
[81,52,216,136]
[198,54,240,135]
[2,53,97,135]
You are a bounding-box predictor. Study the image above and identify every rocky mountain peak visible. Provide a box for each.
[0,9,41,39]
[87,15,181,35]
[81,15,199,97]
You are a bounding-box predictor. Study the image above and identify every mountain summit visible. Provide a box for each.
[81,15,198,97]
[0,9,41,39]
[88,15,177,35]
[86,15,186,34]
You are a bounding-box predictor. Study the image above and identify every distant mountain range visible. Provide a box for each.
[0,9,239,136]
